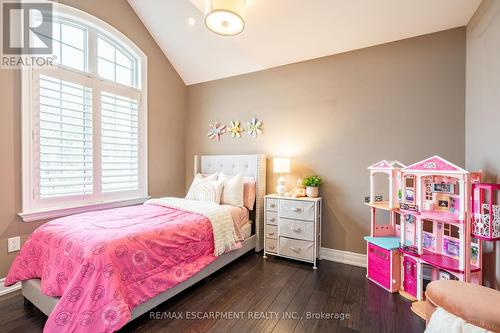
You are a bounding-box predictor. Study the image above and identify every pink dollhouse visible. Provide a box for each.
[365,156,484,319]
[399,156,481,297]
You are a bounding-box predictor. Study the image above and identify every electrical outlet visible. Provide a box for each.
[8,236,20,253]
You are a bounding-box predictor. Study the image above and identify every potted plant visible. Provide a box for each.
[303,175,322,198]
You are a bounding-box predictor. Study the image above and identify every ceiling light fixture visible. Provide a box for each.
[205,0,246,36]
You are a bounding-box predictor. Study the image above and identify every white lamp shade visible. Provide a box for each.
[205,0,245,36]
[273,157,291,174]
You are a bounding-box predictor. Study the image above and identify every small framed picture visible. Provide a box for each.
[444,238,460,258]
[405,189,415,203]
[432,183,454,194]
[436,194,450,212]
[374,195,383,202]
[423,233,435,251]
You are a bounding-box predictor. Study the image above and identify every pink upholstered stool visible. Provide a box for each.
[425,280,500,332]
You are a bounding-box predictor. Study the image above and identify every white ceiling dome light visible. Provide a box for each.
[205,0,246,36]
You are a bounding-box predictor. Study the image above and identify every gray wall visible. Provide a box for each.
[466,0,500,289]
[186,28,466,255]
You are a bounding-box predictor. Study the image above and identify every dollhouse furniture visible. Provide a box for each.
[364,236,401,292]
[425,280,500,332]
[364,160,405,292]
[471,183,500,241]
[263,194,322,269]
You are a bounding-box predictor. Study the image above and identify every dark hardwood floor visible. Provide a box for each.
[0,253,425,333]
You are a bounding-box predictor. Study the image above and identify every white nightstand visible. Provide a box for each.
[263,194,322,269]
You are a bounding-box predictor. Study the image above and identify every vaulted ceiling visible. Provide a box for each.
[128,0,481,85]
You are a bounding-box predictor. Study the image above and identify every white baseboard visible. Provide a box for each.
[320,247,367,268]
[0,278,21,297]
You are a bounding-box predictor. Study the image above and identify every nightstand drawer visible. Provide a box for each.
[265,238,278,253]
[279,218,314,241]
[279,237,314,261]
[265,225,278,239]
[266,198,278,212]
[279,200,315,221]
[266,212,278,225]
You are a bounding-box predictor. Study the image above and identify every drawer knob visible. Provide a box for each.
[290,246,302,253]
[268,232,275,236]
[270,204,276,208]
[269,217,276,222]
[291,207,302,213]
[291,226,302,232]
[269,245,275,250]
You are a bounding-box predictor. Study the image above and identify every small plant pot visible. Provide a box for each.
[306,186,319,198]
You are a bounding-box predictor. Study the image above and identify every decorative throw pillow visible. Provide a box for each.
[186,173,219,201]
[219,173,244,207]
[243,177,256,210]
[188,179,223,203]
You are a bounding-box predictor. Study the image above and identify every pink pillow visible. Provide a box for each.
[243,177,256,210]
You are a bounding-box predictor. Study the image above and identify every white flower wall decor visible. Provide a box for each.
[247,117,263,138]
[229,121,244,138]
[207,122,226,141]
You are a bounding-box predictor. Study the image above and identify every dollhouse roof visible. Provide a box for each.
[368,160,406,170]
[402,155,468,174]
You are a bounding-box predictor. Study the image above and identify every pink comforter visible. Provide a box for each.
[5,204,219,332]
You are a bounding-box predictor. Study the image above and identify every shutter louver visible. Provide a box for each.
[38,74,93,198]
[101,92,139,193]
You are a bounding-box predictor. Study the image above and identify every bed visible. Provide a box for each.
[6,154,266,332]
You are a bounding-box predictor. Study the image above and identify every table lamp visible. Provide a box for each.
[273,157,290,196]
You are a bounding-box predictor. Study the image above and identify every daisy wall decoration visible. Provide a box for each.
[207,122,226,141]
[228,121,244,138]
[247,117,263,138]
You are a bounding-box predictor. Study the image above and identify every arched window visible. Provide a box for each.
[20,3,148,221]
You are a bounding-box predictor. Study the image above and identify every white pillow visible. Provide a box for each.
[186,173,222,203]
[218,173,244,207]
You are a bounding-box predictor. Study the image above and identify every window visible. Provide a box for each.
[38,74,93,198]
[405,176,414,188]
[443,224,460,238]
[21,4,147,221]
[97,36,138,87]
[423,220,433,233]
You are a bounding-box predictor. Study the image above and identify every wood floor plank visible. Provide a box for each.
[248,266,310,333]
[207,256,294,333]
[173,253,276,332]
[0,253,426,333]
[339,265,365,331]
[314,262,353,333]
[271,263,324,333]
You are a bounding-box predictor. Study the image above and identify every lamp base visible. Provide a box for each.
[276,176,286,196]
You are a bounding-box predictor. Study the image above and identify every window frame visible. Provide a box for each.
[20,3,148,222]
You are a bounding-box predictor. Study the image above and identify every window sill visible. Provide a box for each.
[18,197,150,222]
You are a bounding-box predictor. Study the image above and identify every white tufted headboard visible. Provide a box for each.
[193,154,266,252]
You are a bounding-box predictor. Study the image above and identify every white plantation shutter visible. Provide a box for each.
[21,5,147,219]
[101,92,139,193]
[37,74,93,198]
